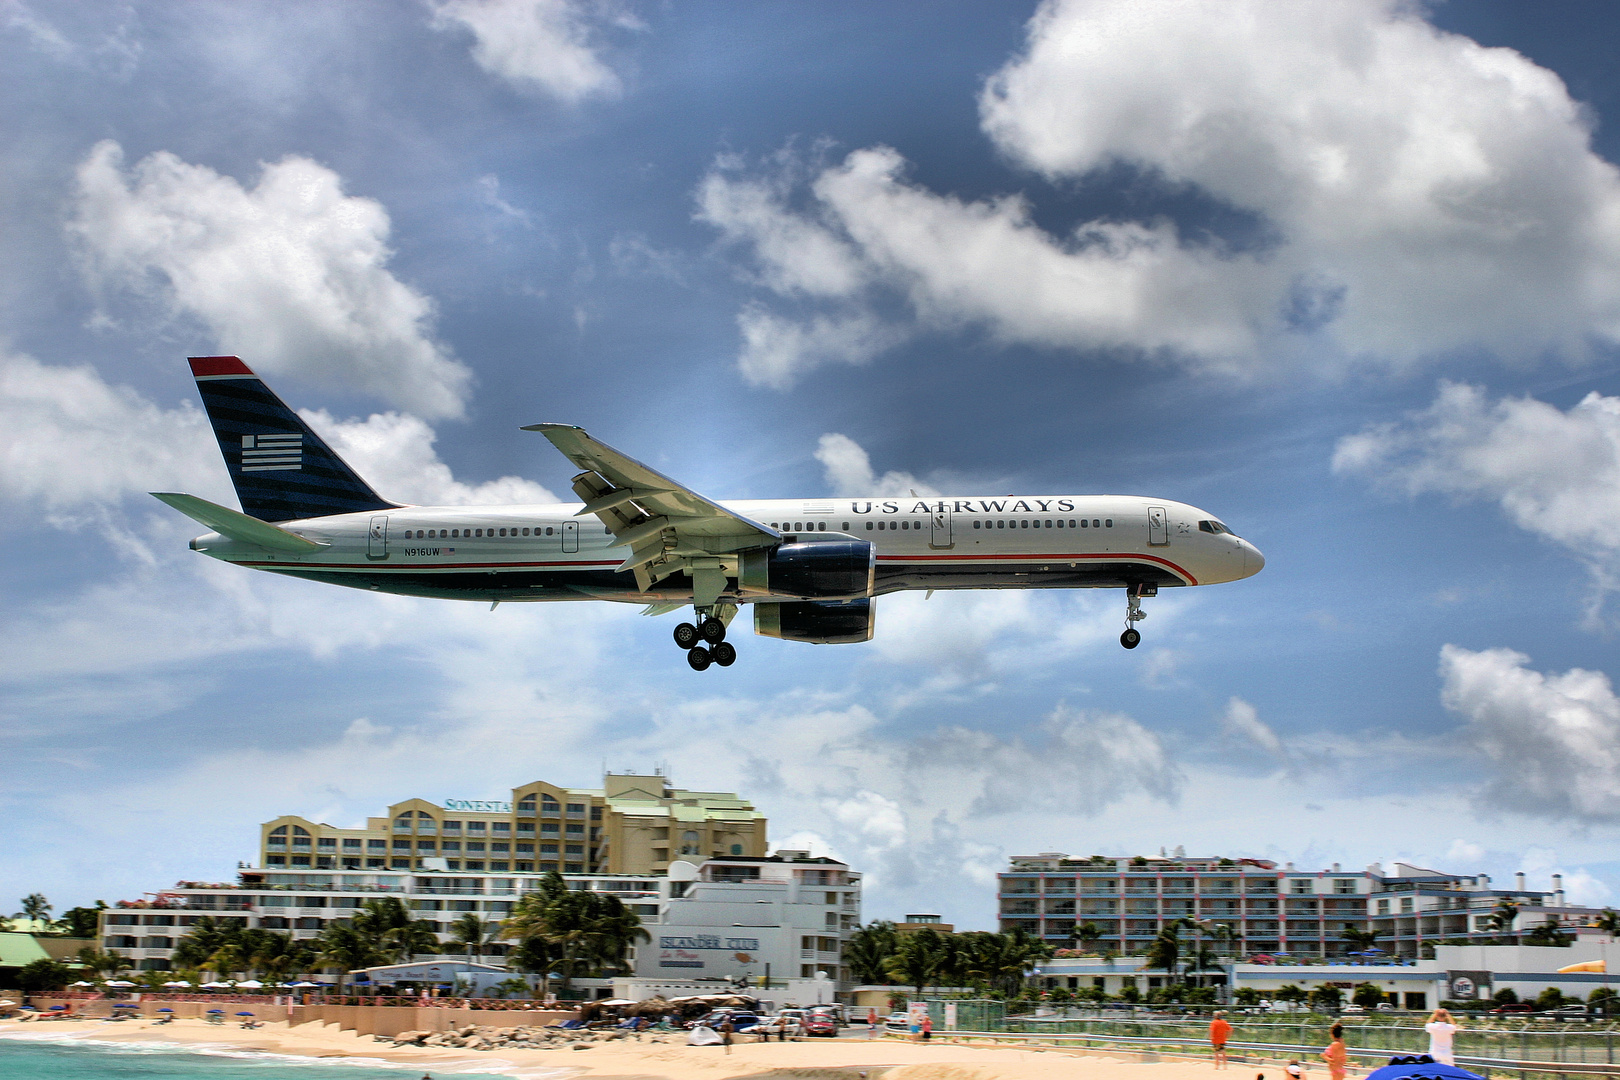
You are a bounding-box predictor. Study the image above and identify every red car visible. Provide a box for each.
[800,1015,838,1037]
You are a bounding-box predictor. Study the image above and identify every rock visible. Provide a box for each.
[573,1043,593,1050]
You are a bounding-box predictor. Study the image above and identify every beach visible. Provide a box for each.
[0,1015,1256,1080]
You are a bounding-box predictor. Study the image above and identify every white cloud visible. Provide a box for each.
[0,350,224,512]
[431,0,624,103]
[69,141,471,419]
[1222,696,1284,756]
[814,432,937,499]
[1334,382,1620,613]
[304,409,558,507]
[702,0,1620,385]
[735,305,900,390]
[1440,644,1620,821]
[1447,838,1486,864]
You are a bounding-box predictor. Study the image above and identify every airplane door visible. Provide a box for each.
[367,515,389,560]
[930,506,953,549]
[1147,506,1168,546]
[562,520,579,553]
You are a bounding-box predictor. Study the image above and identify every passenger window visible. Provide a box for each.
[1080,519,1088,528]
[866,522,873,530]
[1046,520,1053,527]
[900,521,907,531]
[1055,520,1063,528]
[997,521,1005,529]
[499,528,506,537]
[973,521,980,529]
[818,521,826,531]
[1106,519,1112,527]
[795,522,802,531]
[1021,520,1028,529]
[1094,519,1101,528]
[545,527,553,536]
[842,522,850,530]
[1069,520,1077,527]
[522,528,530,536]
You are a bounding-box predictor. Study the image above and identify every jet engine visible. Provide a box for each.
[737,539,874,600]
[754,598,874,644]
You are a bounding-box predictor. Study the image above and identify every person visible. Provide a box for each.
[1210,1010,1233,1069]
[868,1008,879,1039]
[921,1015,932,1041]
[1285,1060,1304,1079]
[1321,1023,1347,1080]
[720,1019,734,1055]
[1425,1008,1459,1065]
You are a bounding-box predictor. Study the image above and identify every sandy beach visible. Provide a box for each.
[0,1015,1264,1080]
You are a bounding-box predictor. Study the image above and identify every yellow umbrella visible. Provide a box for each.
[1558,960,1606,974]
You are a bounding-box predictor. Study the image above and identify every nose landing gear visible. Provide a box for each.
[1121,583,1155,649]
[674,604,738,670]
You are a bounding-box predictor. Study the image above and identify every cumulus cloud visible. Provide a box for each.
[1222,696,1284,756]
[431,0,626,103]
[305,410,558,506]
[815,432,937,499]
[69,141,470,419]
[1334,382,1620,612]
[1440,644,1620,821]
[701,0,1620,385]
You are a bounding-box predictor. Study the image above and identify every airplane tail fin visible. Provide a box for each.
[188,356,397,523]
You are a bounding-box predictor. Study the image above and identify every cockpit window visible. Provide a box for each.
[1199,520,1232,535]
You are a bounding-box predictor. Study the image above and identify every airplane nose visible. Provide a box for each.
[1243,540,1265,577]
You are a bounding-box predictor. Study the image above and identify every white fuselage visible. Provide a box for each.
[188,494,1263,604]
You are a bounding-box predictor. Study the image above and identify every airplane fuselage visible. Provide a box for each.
[190,494,1263,604]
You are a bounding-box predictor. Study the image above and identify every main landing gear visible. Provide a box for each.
[1120,583,1156,649]
[674,608,737,671]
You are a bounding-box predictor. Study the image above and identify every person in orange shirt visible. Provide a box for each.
[1210,1010,1233,1069]
[1321,1023,1348,1080]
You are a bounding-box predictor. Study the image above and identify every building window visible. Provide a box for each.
[491,861,510,872]
[541,843,558,855]
[442,841,461,852]
[367,839,386,850]
[464,860,484,870]
[516,843,534,854]
[565,844,584,855]
[541,824,559,836]
[493,822,511,835]
[442,820,462,833]
[516,861,534,872]
[267,855,286,866]
[467,821,486,834]
[566,824,584,837]
[342,838,361,850]
[291,855,310,867]
[317,838,336,850]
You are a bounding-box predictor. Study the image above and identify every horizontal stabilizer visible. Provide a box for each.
[150,492,326,553]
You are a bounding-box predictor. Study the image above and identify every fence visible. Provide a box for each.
[937,1014,1620,1078]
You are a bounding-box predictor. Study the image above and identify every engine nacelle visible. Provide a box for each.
[754,599,875,644]
[738,539,874,600]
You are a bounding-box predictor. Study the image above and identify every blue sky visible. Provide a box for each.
[5,0,1620,929]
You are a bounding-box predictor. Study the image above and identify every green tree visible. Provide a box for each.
[19,894,51,923]
[1274,983,1307,1006]
[450,913,495,963]
[499,872,647,997]
[314,922,386,992]
[1493,988,1519,1004]
[1342,927,1382,953]
[1488,900,1521,944]
[1234,987,1263,1006]
[1309,984,1343,1012]
[1352,982,1386,1008]
[1535,985,1566,1010]
[844,921,899,984]
[1525,919,1573,947]
[17,958,72,991]
[351,897,441,963]
[172,916,240,970]
[1144,921,1187,984]
[885,928,947,996]
[55,903,106,939]
[76,946,131,979]
[1592,909,1620,940]
[1070,922,1104,953]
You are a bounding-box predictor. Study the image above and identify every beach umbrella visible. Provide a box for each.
[157,1008,174,1013]
[105,980,137,988]
[236,1011,255,1017]
[236,979,263,989]
[206,1008,225,1014]
[70,981,93,987]
[289,981,319,988]
[49,1005,68,1011]
[1366,1060,1485,1080]
[163,981,191,988]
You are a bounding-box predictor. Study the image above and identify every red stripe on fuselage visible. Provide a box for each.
[188,355,254,377]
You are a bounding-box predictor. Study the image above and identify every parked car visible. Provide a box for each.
[884,1012,911,1031]
[695,1010,761,1030]
[1547,1005,1591,1021]
[806,1004,847,1026]
[800,1015,838,1037]
[1340,1005,1366,1015]
[1491,1003,1534,1014]
[751,1017,801,1037]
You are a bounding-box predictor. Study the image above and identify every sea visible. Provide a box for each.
[0,1033,531,1080]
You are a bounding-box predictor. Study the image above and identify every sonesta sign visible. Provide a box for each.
[444,799,512,812]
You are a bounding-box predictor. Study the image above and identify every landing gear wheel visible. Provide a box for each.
[699,617,727,644]
[687,645,713,671]
[712,641,737,667]
[673,622,699,650]
[1120,628,1141,649]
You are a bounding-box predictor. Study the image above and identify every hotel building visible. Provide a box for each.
[1000,851,1596,959]
[259,772,766,876]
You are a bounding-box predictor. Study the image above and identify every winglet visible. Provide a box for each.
[150,492,326,552]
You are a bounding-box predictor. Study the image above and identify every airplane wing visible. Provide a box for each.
[523,423,779,594]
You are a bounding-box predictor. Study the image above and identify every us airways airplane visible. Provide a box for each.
[155,356,1263,670]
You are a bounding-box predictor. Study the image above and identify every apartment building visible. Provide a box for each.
[1000,851,1576,959]
[260,772,766,876]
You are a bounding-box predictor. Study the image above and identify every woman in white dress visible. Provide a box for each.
[1425,1007,1459,1065]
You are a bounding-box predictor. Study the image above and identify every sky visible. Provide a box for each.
[5,0,1620,930]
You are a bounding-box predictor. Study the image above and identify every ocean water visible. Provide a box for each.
[0,1035,525,1080]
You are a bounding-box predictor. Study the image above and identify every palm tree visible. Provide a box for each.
[205,944,244,982]
[351,897,441,962]
[844,922,898,984]
[1592,910,1620,940]
[1489,900,1521,945]
[1525,918,1572,947]
[1145,922,1187,985]
[450,913,495,963]
[314,922,385,993]
[20,894,52,923]
[499,872,647,998]
[1342,927,1382,954]
[885,928,947,997]
[1070,922,1104,953]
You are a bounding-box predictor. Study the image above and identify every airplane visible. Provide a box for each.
[153,356,1264,671]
